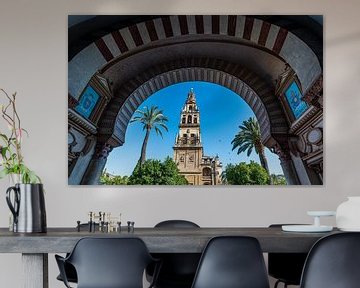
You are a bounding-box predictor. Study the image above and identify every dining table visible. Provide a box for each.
[0,226,340,288]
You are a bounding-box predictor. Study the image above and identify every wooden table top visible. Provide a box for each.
[0,227,340,253]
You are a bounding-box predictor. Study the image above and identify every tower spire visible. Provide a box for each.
[186,88,196,104]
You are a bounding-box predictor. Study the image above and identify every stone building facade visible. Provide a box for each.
[173,89,222,185]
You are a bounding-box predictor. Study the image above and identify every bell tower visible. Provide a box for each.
[173,89,203,185]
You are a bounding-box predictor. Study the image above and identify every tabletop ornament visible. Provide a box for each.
[282,211,336,232]
[0,89,46,233]
[127,221,135,233]
[75,211,135,233]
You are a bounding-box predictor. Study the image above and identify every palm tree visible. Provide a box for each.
[231,117,270,175]
[130,106,168,164]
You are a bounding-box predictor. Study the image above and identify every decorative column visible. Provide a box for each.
[272,144,300,185]
[68,133,97,185]
[81,143,113,184]
[68,73,114,185]
[302,75,323,109]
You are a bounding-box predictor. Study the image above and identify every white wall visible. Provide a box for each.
[1,0,360,287]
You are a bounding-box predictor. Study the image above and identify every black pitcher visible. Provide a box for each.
[6,183,47,233]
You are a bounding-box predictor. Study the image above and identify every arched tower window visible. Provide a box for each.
[194,116,198,124]
[182,117,186,124]
[189,105,193,112]
[187,115,192,123]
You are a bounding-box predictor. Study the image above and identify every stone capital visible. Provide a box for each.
[95,143,113,160]
[271,143,292,162]
[303,75,323,108]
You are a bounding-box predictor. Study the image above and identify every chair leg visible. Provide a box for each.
[274,280,289,288]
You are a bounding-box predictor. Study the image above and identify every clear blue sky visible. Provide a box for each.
[105,81,283,176]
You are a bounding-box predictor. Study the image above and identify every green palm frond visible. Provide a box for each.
[158,122,169,131]
[154,126,163,138]
[232,117,270,176]
[232,117,262,157]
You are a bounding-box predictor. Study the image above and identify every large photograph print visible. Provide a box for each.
[68,15,323,185]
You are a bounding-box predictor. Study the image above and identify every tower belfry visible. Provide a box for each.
[178,88,202,146]
[173,89,222,185]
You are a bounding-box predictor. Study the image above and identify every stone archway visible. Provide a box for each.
[69,15,321,100]
[110,66,274,146]
[68,15,323,185]
[80,65,299,185]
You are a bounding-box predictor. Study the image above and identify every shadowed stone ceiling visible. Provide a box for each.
[102,36,286,94]
[69,15,323,65]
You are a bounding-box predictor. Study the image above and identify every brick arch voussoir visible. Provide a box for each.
[69,15,322,100]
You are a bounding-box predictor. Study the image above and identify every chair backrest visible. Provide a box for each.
[67,237,154,288]
[191,236,270,288]
[268,224,308,285]
[300,232,360,288]
[151,220,201,286]
[155,220,200,228]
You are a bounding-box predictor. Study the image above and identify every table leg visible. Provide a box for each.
[22,253,48,288]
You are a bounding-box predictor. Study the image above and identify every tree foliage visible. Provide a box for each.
[223,161,270,185]
[270,174,287,185]
[128,157,188,185]
[100,170,129,185]
[231,117,270,175]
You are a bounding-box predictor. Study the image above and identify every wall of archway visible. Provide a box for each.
[69,53,299,185]
[74,63,304,185]
[69,15,321,100]
[112,67,274,145]
[96,50,289,148]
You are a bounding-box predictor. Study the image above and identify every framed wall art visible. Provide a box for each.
[68,15,323,185]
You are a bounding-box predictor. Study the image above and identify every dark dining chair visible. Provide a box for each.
[191,236,270,288]
[55,237,161,288]
[300,232,360,288]
[56,262,77,284]
[56,223,99,284]
[147,220,201,288]
[268,224,308,288]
